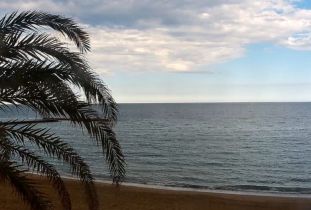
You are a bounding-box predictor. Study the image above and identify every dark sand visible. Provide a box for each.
[1,175,311,210]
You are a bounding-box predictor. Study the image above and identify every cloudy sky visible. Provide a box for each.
[2,0,311,102]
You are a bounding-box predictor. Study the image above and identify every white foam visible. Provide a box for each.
[59,174,311,198]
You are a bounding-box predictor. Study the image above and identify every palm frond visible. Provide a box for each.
[0,11,90,52]
[0,123,99,210]
[0,59,118,123]
[0,135,71,210]
[0,10,125,210]
[0,157,52,210]
[0,82,125,181]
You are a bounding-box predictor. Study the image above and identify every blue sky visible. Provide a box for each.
[108,43,311,102]
[1,0,311,102]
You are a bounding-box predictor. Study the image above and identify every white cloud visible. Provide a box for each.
[1,0,311,73]
[86,27,245,73]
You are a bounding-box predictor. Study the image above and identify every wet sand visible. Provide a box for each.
[0,175,310,210]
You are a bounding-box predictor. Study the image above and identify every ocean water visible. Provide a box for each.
[1,103,311,194]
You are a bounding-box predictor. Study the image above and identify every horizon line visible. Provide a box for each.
[115,101,311,104]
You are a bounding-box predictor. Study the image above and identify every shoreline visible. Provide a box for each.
[118,182,311,198]
[1,174,311,210]
[61,175,311,198]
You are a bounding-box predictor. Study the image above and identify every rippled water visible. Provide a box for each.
[1,103,311,194]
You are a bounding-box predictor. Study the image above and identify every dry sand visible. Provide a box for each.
[0,175,310,210]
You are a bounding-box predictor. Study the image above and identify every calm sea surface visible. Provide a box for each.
[1,103,311,194]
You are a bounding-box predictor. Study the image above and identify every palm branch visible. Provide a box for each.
[0,11,125,210]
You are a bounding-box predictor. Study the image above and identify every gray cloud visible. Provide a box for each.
[0,0,254,27]
[1,0,311,73]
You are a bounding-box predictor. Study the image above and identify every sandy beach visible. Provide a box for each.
[0,175,310,210]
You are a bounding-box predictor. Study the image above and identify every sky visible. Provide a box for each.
[1,0,311,103]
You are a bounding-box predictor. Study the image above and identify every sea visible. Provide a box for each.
[1,103,311,194]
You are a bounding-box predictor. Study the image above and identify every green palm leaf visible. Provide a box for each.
[0,10,125,210]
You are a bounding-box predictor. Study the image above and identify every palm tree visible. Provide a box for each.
[0,11,125,210]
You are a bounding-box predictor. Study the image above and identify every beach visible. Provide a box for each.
[1,175,311,210]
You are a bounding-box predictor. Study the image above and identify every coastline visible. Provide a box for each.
[60,175,311,197]
[1,174,311,210]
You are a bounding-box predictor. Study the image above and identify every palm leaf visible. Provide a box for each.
[0,11,90,52]
[0,81,125,181]
[0,157,52,210]
[0,10,125,210]
[0,123,99,210]
[0,135,71,210]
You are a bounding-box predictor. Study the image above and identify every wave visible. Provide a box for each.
[214,185,311,194]
[26,171,311,196]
